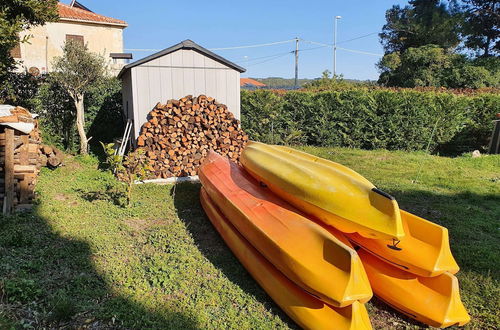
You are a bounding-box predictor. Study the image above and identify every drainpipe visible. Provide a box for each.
[45,36,49,73]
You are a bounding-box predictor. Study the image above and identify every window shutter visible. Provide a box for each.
[66,34,84,46]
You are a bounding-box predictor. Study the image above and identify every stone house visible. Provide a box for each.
[13,1,128,76]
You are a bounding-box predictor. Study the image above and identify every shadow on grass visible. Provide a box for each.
[171,182,298,329]
[0,208,199,329]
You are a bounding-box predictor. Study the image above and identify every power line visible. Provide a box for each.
[125,39,295,53]
[209,39,296,50]
[127,33,379,53]
[301,39,332,47]
[299,45,329,52]
[337,32,378,45]
[235,51,293,63]
[337,47,383,56]
[125,48,160,52]
[244,52,293,67]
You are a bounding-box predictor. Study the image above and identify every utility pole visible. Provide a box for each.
[333,16,342,78]
[294,37,299,89]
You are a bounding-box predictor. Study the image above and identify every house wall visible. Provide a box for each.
[126,49,241,140]
[16,20,125,75]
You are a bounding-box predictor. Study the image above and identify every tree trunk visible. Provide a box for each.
[484,35,491,57]
[73,94,88,154]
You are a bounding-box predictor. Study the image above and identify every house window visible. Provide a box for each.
[11,43,21,58]
[66,34,84,46]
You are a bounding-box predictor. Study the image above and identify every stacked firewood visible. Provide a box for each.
[0,106,64,213]
[0,126,41,211]
[137,95,248,178]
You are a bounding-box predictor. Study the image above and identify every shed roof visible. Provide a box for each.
[118,40,246,78]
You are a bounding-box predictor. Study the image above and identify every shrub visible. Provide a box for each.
[241,89,500,154]
[36,75,123,153]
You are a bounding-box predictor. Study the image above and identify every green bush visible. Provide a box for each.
[241,89,500,154]
[35,75,123,153]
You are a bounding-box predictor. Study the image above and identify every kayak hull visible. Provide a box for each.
[240,142,404,241]
[198,151,372,307]
[200,188,373,330]
[358,249,470,328]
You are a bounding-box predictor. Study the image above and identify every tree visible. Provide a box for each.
[380,0,461,53]
[462,0,500,56]
[377,44,497,88]
[0,0,58,75]
[52,41,108,154]
[378,45,453,87]
[102,143,150,207]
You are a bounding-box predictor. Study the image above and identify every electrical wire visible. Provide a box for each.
[337,47,383,56]
[209,39,296,51]
[125,48,161,52]
[300,39,332,47]
[299,45,329,52]
[337,32,378,45]
[127,32,379,53]
[236,51,293,63]
[125,39,296,52]
[244,52,293,67]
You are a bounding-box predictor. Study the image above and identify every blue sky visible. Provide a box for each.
[68,0,409,80]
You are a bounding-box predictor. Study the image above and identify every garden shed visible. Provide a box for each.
[118,39,246,141]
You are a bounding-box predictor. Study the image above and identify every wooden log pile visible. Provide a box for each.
[0,106,63,214]
[137,95,248,178]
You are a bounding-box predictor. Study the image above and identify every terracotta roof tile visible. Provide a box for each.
[58,2,127,27]
[240,78,266,87]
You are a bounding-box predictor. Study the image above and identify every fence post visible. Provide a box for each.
[4,128,14,215]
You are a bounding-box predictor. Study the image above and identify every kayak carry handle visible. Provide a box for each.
[372,188,395,201]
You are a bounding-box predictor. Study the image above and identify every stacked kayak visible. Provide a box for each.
[200,188,372,330]
[238,141,470,328]
[199,151,373,329]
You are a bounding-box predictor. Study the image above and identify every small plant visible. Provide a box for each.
[49,293,76,322]
[102,143,150,207]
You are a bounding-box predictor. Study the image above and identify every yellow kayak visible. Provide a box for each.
[199,151,372,307]
[200,188,373,330]
[347,210,459,277]
[358,249,470,328]
[240,142,404,241]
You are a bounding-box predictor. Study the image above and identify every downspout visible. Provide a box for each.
[45,36,49,72]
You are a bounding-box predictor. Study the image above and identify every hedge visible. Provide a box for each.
[241,89,500,154]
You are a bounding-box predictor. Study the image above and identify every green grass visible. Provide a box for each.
[0,148,498,329]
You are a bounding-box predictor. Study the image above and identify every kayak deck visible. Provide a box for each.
[240,142,404,241]
[347,210,460,277]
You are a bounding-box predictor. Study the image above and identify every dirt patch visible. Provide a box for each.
[54,193,69,201]
[54,193,78,206]
[124,218,168,232]
[63,156,82,171]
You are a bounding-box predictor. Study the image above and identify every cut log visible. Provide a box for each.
[135,95,248,178]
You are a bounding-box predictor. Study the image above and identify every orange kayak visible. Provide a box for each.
[200,188,373,330]
[358,249,470,328]
[347,210,459,277]
[198,151,372,307]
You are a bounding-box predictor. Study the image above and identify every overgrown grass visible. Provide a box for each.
[0,148,498,329]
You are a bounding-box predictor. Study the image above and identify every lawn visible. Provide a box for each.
[0,147,498,329]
